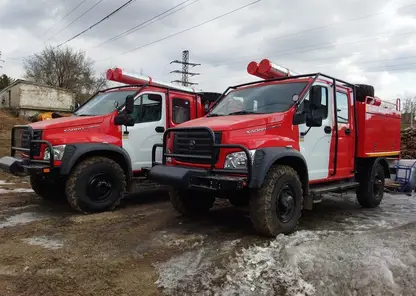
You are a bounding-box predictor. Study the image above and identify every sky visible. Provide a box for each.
[1,0,416,102]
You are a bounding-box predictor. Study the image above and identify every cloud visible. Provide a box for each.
[0,0,416,99]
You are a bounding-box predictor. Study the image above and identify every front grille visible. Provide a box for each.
[173,130,221,164]
[20,129,42,156]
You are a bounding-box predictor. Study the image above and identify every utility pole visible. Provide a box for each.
[170,50,200,87]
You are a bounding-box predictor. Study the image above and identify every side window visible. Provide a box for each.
[172,98,191,124]
[132,94,162,123]
[336,92,349,124]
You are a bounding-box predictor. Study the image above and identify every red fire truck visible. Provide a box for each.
[144,59,402,237]
[0,68,221,213]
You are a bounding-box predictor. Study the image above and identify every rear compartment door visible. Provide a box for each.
[298,82,332,181]
[121,91,166,171]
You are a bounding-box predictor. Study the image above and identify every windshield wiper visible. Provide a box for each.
[227,111,258,115]
[207,113,223,117]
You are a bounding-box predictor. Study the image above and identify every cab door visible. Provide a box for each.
[298,83,332,181]
[121,91,166,171]
[334,89,355,178]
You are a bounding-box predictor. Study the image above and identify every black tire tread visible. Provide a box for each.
[65,156,126,213]
[356,160,384,208]
[249,165,303,237]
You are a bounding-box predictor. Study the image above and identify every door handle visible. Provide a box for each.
[345,128,351,135]
[324,126,332,134]
[155,126,165,133]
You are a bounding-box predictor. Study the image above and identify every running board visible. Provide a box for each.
[310,181,360,195]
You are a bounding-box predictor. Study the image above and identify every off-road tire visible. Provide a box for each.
[356,84,375,102]
[249,165,303,237]
[30,176,66,202]
[65,157,126,213]
[170,188,215,216]
[356,160,385,208]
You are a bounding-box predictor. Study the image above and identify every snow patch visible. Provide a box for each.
[0,188,33,194]
[0,212,48,228]
[0,180,15,185]
[22,236,63,250]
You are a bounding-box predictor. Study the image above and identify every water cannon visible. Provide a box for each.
[247,59,291,80]
[258,59,291,78]
[106,67,197,93]
[247,61,272,80]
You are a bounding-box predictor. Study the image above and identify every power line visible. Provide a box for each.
[57,0,137,47]
[92,0,200,49]
[194,3,416,66]
[170,50,201,86]
[268,3,416,42]
[45,0,105,43]
[40,0,88,37]
[205,30,416,68]
[99,0,262,62]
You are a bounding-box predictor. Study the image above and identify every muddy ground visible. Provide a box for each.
[1,172,416,296]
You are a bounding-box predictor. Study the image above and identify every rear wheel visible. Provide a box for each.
[170,188,215,216]
[65,157,126,213]
[30,176,66,202]
[249,165,303,237]
[356,160,385,208]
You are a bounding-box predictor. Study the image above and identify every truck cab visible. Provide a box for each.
[0,68,220,213]
[145,60,401,237]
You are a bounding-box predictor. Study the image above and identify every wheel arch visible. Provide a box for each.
[60,143,132,184]
[249,147,309,197]
[356,157,390,179]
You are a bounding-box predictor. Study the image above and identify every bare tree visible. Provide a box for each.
[23,46,107,102]
[402,97,416,114]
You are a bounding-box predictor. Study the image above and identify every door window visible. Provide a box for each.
[336,92,349,124]
[172,98,191,124]
[132,94,162,123]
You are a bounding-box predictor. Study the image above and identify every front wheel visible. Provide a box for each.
[249,165,303,237]
[65,157,126,213]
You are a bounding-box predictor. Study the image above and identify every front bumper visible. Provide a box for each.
[0,125,55,177]
[143,126,252,192]
[143,165,247,191]
[0,156,55,176]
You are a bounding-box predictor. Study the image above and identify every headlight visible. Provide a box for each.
[224,150,256,169]
[44,145,66,161]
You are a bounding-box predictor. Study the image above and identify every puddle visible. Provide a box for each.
[0,212,48,229]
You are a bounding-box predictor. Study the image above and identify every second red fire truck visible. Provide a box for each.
[144,59,402,237]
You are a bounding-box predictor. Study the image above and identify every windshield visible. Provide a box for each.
[74,90,137,116]
[208,82,308,116]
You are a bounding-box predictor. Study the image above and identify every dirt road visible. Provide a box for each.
[1,172,416,296]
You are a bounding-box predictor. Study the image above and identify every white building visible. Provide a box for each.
[0,80,76,118]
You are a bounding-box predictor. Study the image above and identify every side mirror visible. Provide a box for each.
[306,114,323,127]
[309,85,322,109]
[293,112,306,125]
[125,95,134,114]
[114,113,135,127]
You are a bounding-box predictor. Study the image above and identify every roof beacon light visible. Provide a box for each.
[258,59,290,79]
[247,61,271,80]
[106,67,196,93]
